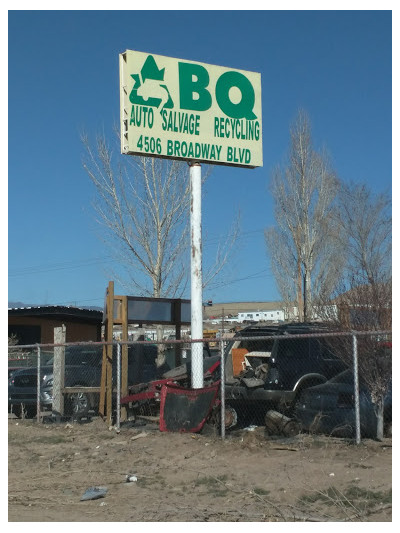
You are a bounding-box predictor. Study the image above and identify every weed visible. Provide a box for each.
[193,475,229,497]
[345,485,392,504]
[299,485,392,507]
[299,486,342,505]
[253,487,270,496]
[194,474,227,486]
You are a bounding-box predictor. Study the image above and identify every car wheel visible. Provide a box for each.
[66,388,91,419]
[24,406,37,419]
[291,380,325,417]
[11,405,22,418]
[210,404,238,430]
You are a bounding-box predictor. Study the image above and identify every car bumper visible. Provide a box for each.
[224,383,295,404]
[8,387,53,408]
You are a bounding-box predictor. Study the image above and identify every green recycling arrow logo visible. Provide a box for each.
[129,55,174,112]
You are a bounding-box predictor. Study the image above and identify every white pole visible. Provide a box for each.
[220,339,225,439]
[36,345,41,423]
[116,342,121,431]
[352,334,361,445]
[190,162,204,389]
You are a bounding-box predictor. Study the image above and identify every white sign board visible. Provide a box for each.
[120,50,263,168]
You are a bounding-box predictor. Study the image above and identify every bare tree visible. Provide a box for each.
[323,183,392,440]
[264,226,298,318]
[265,110,343,321]
[82,134,191,298]
[324,183,392,333]
[338,183,391,296]
[81,133,239,364]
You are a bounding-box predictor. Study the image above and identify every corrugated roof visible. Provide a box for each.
[8,305,103,322]
[8,305,100,312]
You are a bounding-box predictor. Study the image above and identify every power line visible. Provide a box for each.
[206,268,273,290]
[9,228,268,277]
[53,296,105,307]
[9,256,115,277]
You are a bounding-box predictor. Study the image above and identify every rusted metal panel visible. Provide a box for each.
[159,381,220,433]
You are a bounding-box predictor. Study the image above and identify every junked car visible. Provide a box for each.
[294,369,392,438]
[223,323,348,427]
[8,344,157,419]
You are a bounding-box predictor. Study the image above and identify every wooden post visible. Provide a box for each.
[99,281,114,422]
[174,299,182,367]
[121,296,128,422]
[99,339,107,418]
[52,325,66,418]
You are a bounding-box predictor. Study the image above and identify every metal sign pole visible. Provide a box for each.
[352,333,361,444]
[189,162,204,388]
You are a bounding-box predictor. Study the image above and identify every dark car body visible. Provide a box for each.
[223,323,347,419]
[8,344,157,418]
[8,367,26,379]
[295,369,392,438]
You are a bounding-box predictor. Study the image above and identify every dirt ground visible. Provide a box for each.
[8,416,392,522]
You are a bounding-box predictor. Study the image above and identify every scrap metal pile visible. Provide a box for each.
[120,358,221,432]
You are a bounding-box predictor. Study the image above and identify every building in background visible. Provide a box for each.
[8,306,103,344]
[237,309,284,323]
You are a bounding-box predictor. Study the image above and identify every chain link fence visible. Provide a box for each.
[8,329,391,443]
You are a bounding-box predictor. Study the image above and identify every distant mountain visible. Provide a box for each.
[8,301,35,308]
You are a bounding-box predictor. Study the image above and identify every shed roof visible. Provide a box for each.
[8,305,103,324]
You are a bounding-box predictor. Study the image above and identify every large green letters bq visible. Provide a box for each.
[178,62,256,120]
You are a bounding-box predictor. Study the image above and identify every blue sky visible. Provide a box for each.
[7,9,392,309]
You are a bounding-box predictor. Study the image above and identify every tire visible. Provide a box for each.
[210,404,238,431]
[11,405,22,418]
[291,380,325,417]
[24,406,37,419]
[65,387,91,419]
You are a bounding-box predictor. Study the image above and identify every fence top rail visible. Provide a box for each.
[8,330,391,351]
[215,330,391,343]
[8,341,115,350]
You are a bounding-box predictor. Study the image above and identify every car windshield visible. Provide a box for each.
[46,348,102,367]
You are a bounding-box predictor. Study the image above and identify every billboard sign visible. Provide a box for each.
[119,50,262,168]
[107,295,191,325]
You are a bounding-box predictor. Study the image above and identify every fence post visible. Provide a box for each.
[352,333,361,445]
[53,325,66,419]
[220,339,225,440]
[36,345,41,423]
[116,343,121,432]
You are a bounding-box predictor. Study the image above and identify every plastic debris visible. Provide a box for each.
[80,486,108,501]
[125,475,138,483]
